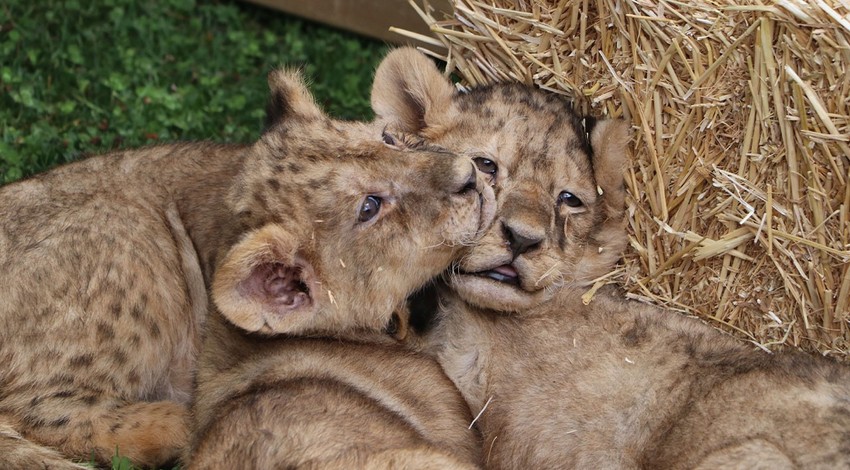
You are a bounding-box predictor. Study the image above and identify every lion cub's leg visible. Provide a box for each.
[319,448,478,470]
[693,439,794,470]
[88,401,189,467]
[0,420,89,470]
[16,398,188,467]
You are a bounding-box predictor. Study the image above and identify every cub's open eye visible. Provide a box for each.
[358,195,383,223]
[473,157,498,177]
[558,191,584,208]
[381,130,398,147]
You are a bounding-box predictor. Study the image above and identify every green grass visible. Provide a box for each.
[0,0,390,183]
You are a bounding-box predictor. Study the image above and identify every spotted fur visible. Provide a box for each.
[0,69,493,468]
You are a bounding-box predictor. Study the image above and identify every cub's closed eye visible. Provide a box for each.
[558,191,583,208]
[473,157,498,176]
[358,195,382,223]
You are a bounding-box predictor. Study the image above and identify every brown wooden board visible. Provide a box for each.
[243,0,451,45]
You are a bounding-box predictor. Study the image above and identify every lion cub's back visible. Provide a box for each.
[190,338,481,469]
[0,144,215,404]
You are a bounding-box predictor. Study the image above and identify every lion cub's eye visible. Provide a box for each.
[358,195,383,223]
[473,157,498,177]
[381,130,398,147]
[558,191,584,208]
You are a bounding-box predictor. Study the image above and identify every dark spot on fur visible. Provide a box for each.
[286,162,303,174]
[111,349,128,365]
[267,178,281,191]
[96,322,115,341]
[131,304,144,321]
[127,371,141,386]
[149,321,161,339]
[69,354,94,368]
[621,319,650,347]
[110,302,122,319]
[274,164,285,173]
[307,177,328,190]
[110,422,123,433]
[82,395,99,406]
[129,333,141,347]
[48,416,70,428]
[52,390,75,399]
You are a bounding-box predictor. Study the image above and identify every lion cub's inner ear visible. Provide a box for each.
[264,68,325,129]
[212,223,317,335]
[371,47,455,133]
[238,262,310,311]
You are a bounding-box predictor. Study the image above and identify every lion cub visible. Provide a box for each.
[378,48,850,469]
[186,74,493,468]
[0,69,492,469]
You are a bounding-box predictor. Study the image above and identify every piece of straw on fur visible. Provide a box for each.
[397,0,850,361]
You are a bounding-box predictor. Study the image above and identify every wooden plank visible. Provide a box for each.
[243,0,452,46]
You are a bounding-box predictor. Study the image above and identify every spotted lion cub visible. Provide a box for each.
[379,50,850,470]
[0,69,492,469]
[186,71,495,469]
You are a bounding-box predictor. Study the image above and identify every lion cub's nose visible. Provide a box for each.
[503,221,544,257]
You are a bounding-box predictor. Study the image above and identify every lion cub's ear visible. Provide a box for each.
[264,68,325,129]
[574,119,631,284]
[212,223,318,335]
[371,47,456,133]
[589,119,630,210]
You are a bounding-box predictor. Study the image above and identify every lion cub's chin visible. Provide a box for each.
[451,274,549,312]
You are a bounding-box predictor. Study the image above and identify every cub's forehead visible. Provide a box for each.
[448,84,593,180]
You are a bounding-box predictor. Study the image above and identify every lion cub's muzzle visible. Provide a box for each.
[432,156,497,245]
[447,184,557,312]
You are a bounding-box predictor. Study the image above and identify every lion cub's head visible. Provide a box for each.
[372,49,629,313]
[211,70,496,336]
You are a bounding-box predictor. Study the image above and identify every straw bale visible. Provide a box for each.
[400,0,850,360]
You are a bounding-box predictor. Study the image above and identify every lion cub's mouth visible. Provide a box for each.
[467,264,520,286]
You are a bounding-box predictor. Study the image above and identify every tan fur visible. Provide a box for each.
[186,72,495,467]
[0,140,234,467]
[372,48,629,313]
[0,69,493,467]
[429,287,850,469]
[0,422,89,470]
[377,49,850,470]
[189,339,481,469]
